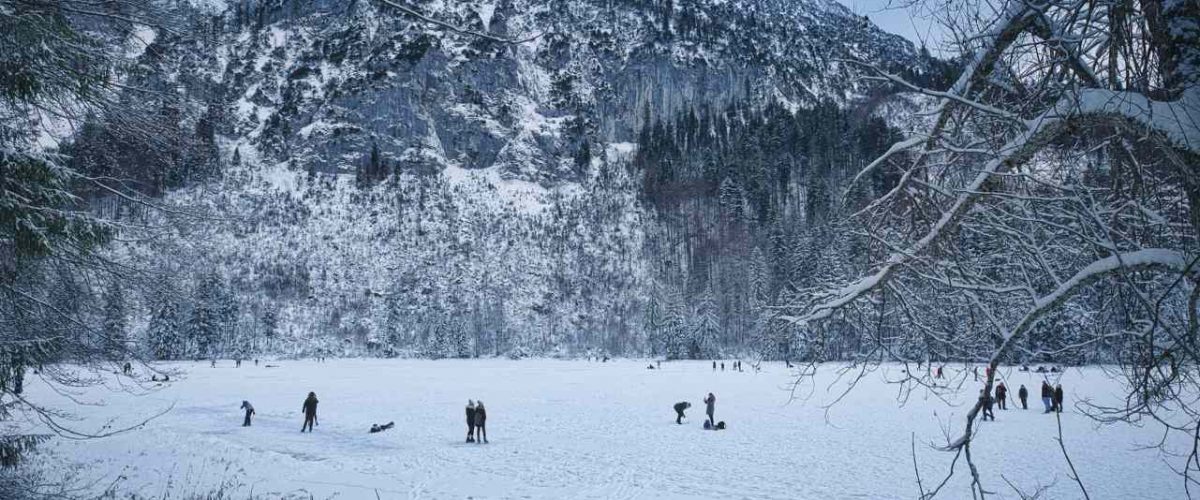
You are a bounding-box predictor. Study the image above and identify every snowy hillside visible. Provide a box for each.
[90,0,935,359]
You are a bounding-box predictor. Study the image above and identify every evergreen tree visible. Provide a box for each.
[691,286,721,359]
[147,298,182,360]
[190,273,224,358]
[100,281,128,355]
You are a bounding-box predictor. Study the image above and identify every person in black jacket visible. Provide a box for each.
[240,400,255,427]
[1018,384,1029,410]
[979,388,995,421]
[301,392,319,432]
[474,401,488,443]
[466,400,477,443]
[1054,384,1065,413]
[1041,381,1053,413]
[673,401,691,424]
[995,383,1008,410]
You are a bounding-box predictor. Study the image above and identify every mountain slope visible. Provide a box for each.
[104,0,927,358]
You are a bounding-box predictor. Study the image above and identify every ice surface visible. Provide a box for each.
[27,360,1188,499]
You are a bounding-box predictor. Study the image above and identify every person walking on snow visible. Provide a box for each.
[301,392,319,432]
[995,383,1008,410]
[466,400,477,443]
[673,401,691,424]
[1018,384,1029,410]
[704,393,716,425]
[1054,384,1065,413]
[712,361,716,371]
[240,400,255,427]
[1041,381,1053,413]
[474,401,488,443]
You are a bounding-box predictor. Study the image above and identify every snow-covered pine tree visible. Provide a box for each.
[662,285,688,360]
[691,286,721,359]
[100,281,128,356]
[189,273,224,358]
[643,280,666,356]
[217,279,239,355]
[147,298,182,360]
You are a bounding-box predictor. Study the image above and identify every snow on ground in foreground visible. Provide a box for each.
[26,360,1188,499]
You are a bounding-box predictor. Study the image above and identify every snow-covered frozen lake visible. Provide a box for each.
[26,359,1188,499]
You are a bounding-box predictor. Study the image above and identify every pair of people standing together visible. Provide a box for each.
[466,400,488,443]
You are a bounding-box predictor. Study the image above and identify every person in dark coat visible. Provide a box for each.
[1018,384,1029,410]
[712,361,716,371]
[1054,384,1065,413]
[240,400,255,427]
[301,392,319,432]
[673,401,691,424]
[474,401,488,443]
[703,393,716,425]
[980,389,995,421]
[1041,381,1054,413]
[466,400,477,443]
[995,383,1008,410]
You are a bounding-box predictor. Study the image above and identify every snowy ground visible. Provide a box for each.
[24,359,1189,499]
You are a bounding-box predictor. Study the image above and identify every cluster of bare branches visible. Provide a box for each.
[783,0,1200,497]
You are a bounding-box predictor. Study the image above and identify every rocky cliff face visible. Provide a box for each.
[158,0,921,182]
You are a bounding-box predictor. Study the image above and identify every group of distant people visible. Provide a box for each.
[978,380,1066,421]
[239,391,490,439]
[711,360,744,372]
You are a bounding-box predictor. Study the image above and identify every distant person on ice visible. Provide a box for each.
[1041,381,1054,413]
[301,392,319,432]
[474,401,488,443]
[995,383,1008,410]
[466,400,477,443]
[673,401,691,424]
[1054,384,1065,413]
[1018,384,1028,410]
[240,400,255,427]
[704,393,716,425]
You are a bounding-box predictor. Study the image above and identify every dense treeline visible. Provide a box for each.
[633,101,901,359]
